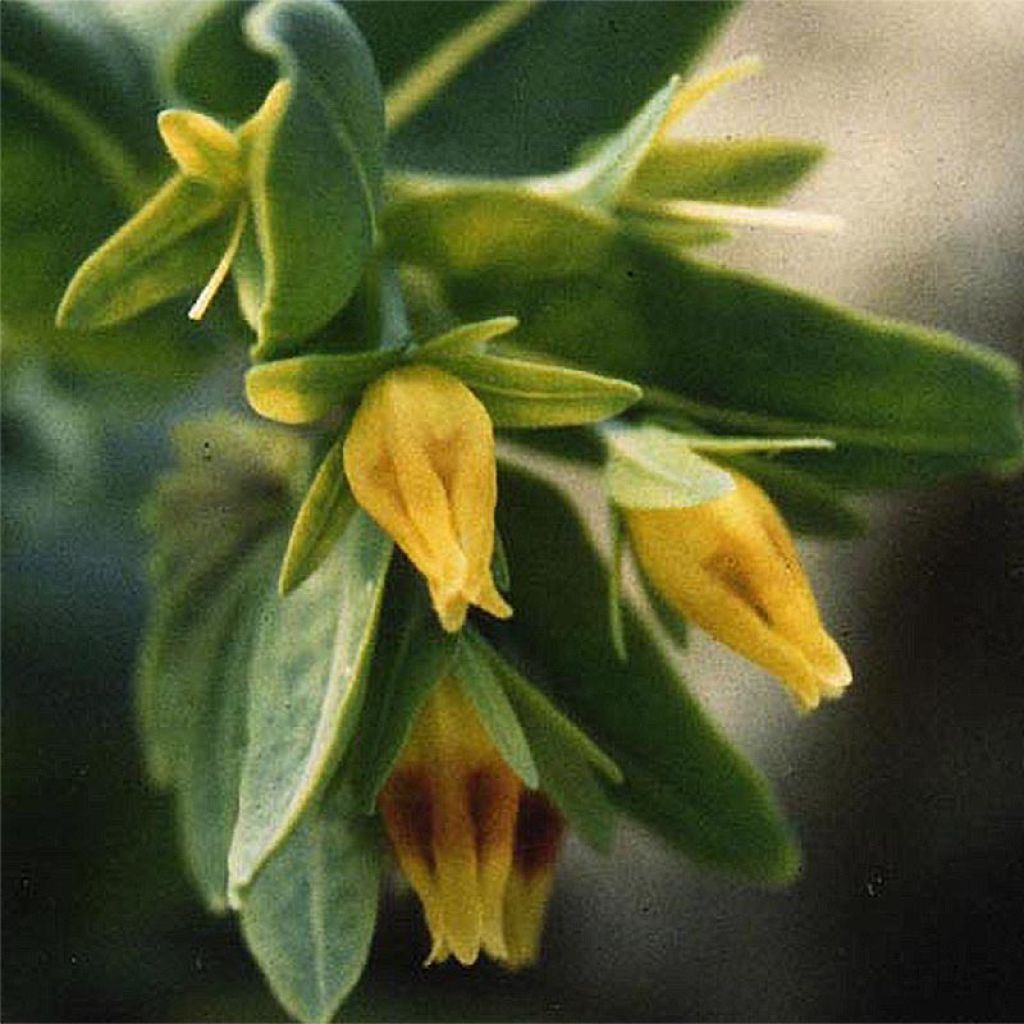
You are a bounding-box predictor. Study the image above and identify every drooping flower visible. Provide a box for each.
[625,469,851,710]
[343,364,512,632]
[378,675,565,968]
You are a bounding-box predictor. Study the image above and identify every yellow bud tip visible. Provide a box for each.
[625,471,852,709]
[378,677,564,969]
[343,365,512,632]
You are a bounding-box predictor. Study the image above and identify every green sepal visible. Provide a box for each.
[419,350,642,429]
[466,632,622,852]
[454,638,539,790]
[242,0,386,356]
[344,574,458,813]
[604,422,736,509]
[239,778,382,1024]
[245,349,400,425]
[630,136,826,205]
[56,175,235,330]
[228,511,393,898]
[416,315,519,358]
[279,432,358,596]
[384,183,1024,486]
[497,465,800,882]
[571,76,682,209]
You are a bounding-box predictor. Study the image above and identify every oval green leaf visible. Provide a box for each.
[228,510,392,896]
[240,779,381,1024]
[242,0,386,356]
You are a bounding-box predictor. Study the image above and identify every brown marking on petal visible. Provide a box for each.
[379,769,436,874]
[468,767,522,862]
[702,550,774,627]
[513,791,565,881]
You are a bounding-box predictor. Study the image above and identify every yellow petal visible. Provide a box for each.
[626,471,851,709]
[343,365,512,632]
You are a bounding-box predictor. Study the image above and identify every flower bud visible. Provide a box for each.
[343,365,512,632]
[625,471,851,709]
[378,676,564,968]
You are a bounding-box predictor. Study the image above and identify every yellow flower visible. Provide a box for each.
[378,675,564,968]
[625,470,851,710]
[342,364,512,632]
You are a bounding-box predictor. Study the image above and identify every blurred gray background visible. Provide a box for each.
[4,3,1023,1020]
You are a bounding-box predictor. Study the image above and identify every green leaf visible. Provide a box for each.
[604,422,736,509]
[242,0,386,356]
[420,350,642,429]
[56,175,234,330]
[416,315,519,358]
[385,2,737,175]
[631,136,826,205]
[468,632,621,852]
[491,528,512,594]
[345,576,457,813]
[240,779,382,1024]
[228,511,392,895]
[384,184,1024,487]
[246,349,398,425]
[496,465,799,882]
[175,537,281,911]
[572,76,681,209]
[454,639,539,789]
[279,434,358,596]
[139,415,306,787]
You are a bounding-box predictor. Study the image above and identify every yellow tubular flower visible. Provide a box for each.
[625,470,852,710]
[343,365,512,632]
[378,676,565,968]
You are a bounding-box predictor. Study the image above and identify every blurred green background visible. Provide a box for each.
[4,2,1023,1020]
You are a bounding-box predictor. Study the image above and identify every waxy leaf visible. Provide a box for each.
[240,779,381,1024]
[139,416,308,906]
[454,638,539,789]
[385,184,1024,486]
[175,538,280,910]
[228,511,392,896]
[242,0,386,355]
[496,465,799,882]
[246,349,399,425]
[279,434,357,596]
[420,350,642,429]
[604,422,736,509]
[139,415,305,786]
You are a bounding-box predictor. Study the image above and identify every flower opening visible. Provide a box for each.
[343,364,512,632]
[626,470,851,709]
[378,676,564,968]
